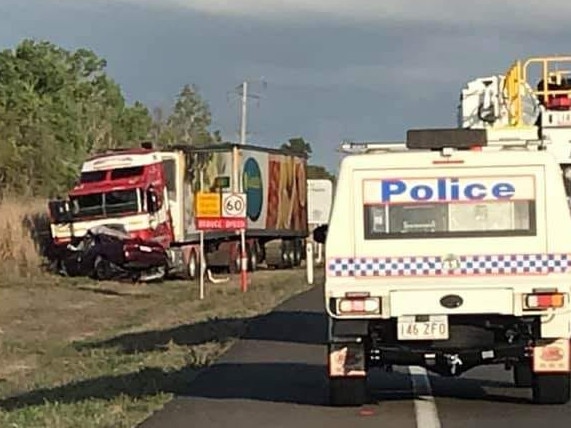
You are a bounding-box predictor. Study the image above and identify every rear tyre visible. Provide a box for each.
[513,362,532,388]
[247,244,258,272]
[329,377,367,407]
[532,373,571,404]
[187,250,199,280]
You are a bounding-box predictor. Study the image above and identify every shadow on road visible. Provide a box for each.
[245,310,327,345]
[426,374,530,404]
[74,310,327,355]
[183,362,329,405]
[182,364,419,405]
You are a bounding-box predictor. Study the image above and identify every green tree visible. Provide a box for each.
[163,84,213,146]
[148,84,225,190]
[307,164,336,182]
[116,101,153,146]
[0,38,152,196]
[150,84,223,149]
[149,106,167,146]
[280,137,312,157]
[280,136,336,183]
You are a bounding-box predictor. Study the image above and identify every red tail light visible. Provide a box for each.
[524,292,565,310]
[336,295,381,315]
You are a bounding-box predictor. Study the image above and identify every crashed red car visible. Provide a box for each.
[58,225,169,282]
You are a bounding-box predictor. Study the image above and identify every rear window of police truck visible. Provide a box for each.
[363,175,536,240]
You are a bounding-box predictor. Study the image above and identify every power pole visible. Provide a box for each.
[240,81,248,145]
[231,78,266,293]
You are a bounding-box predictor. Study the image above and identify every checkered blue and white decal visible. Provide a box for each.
[327,254,571,277]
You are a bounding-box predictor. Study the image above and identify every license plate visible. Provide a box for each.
[397,315,449,340]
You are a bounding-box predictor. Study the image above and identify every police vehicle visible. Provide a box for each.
[315,128,571,406]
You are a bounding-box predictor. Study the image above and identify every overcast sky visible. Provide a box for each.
[1,0,570,172]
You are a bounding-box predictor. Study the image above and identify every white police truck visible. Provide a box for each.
[314,128,571,406]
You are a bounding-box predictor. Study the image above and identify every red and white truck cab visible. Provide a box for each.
[49,147,173,253]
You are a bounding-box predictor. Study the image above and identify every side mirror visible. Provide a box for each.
[48,200,73,223]
[313,224,328,244]
[147,188,159,213]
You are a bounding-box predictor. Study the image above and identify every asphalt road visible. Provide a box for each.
[139,285,571,428]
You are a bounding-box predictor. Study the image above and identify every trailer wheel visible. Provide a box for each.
[288,245,295,268]
[229,245,240,274]
[279,242,287,268]
[293,240,302,267]
[280,241,293,269]
[247,244,258,272]
[329,377,368,407]
[187,250,199,280]
[532,373,571,404]
[513,362,532,388]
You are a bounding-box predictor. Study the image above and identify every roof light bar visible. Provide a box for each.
[406,128,488,150]
[340,127,547,155]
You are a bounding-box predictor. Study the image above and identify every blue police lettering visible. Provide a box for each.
[464,183,486,200]
[410,184,433,201]
[492,183,515,198]
[380,178,515,203]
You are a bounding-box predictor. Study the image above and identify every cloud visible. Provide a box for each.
[22,0,571,172]
[59,0,571,29]
[231,27,534,95]
[236,63,465,93]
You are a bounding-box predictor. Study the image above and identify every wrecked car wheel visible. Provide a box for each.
[93,256,113,281]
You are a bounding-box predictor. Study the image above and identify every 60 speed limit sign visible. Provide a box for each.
[222,192,247,218]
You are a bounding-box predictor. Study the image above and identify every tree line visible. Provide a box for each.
[0,39,335,198]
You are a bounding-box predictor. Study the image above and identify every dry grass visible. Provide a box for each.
[0,196,50,279]
[0,269,321,427]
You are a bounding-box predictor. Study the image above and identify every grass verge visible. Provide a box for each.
[0,196,51,280]
[0,268,320,427]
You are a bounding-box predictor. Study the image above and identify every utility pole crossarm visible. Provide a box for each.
[236,78,266,146]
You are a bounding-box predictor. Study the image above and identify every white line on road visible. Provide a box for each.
[408,365,442,428]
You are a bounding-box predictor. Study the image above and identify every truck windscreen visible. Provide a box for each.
[70,189,142,219]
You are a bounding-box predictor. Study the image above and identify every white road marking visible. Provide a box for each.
[408,365,442,428]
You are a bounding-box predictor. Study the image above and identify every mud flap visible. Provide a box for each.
[328,343,366,377]
[533,338,571,373]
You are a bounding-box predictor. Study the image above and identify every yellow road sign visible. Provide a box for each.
[196,192,221,217]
